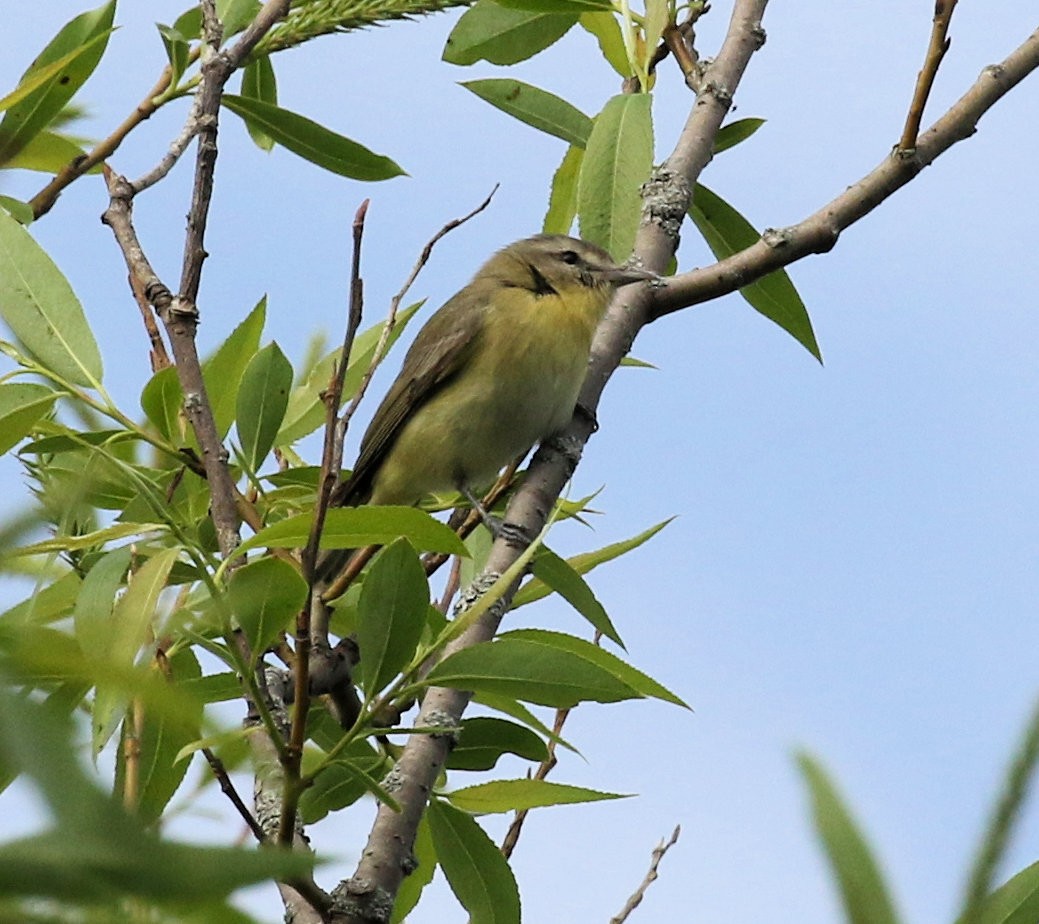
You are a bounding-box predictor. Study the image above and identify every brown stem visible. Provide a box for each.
[202,746,267,842]
[899,0,959,153]
[609,826,682,924]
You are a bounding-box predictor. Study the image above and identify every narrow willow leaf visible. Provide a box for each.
[276,302,422,445]
[1,131,97,175]
[114,647,202,823]
[446,717,548,771]
[73,546,133,661]
[232,506,468,559]
[13,522,164,557]
[217,0,261,38]
[0,34,111,116]
[0,383,58,454]
[236,341,292,471]
[241,54,277,151]
[515,518,672,608]
[462,79,592,147]
[391,813,436,923]
[502,628,688,707]
[140,366,184,445]
[300,749,390,823]
[714,117,766,154]
[93,548,181,755]
[424,636,642,708]
[579,12,633,78]
[689,183,822,361]
[201,296,266,439]
[528,548,623,647]
[494,0,611,10]
[543,144,583,234]
[643,0,670,68]
[357,538,429,696]
[448,778,627,813]
[427,799,520,924]
[0,571,81,627]
[578,93,653,261]
[958,861,1039,924]
[798,752,901,924]
[0,2,116,164]
[156,23,191,89]
[0,196,33,224]
[0,209,103,386]
[443,0,577,66]
[228,557,306,659]
[221,94,405,181]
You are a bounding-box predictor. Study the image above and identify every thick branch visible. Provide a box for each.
[332,7,771,920]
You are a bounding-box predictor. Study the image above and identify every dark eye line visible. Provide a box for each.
[559,250,580,265]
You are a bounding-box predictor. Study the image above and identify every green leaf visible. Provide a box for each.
[0,2,116,164]
[578,92,654,261]
[236,341,293,471]
[276,301,422,444]
[202,296,266,439]
[0,196,33,224]
[543,144,583,235]
[494,0,611,9]
[232,506,468,559]
[514,518,672,608]
[12,522,165,557]
[0,208,103,387]
[241,54,278,151]
[92,548,182,755]
[156,23,191,89]
[425,635,642,708]
[221,94,405,181]
[392,813,436,923]
[227,556,307,659]
[0,571,81,626]
[114,648,203,823]
[427,799,520,924]
[689,183,822,361]
[140,366,185,445]
[218,0,261,38]
[443,0,577,66]
[0,383,58,454]
[503,628,688,707]
[643,0,670,66]
[357,538,429,696]
[446,717,548,771]
[960,861,1039,924]
[0,34,111,117]
[579,12,633,78]
[447,778,628,813]
[462,79,592,147]
[471,692,579,755]
[798,752,901,924]
[714,117,766,154]
[299,744,387,823]
[1,130,97,175]
[73,546,133,661]
[528,548,623,646]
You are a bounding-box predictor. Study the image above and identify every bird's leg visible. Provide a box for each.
[459,482,531,550]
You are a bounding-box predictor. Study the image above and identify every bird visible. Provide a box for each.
[328,234,656,515]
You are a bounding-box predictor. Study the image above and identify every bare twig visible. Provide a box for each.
[282,200,371,844]
[128,272,171,371]
[202,747,267,842]
[500,707,571,859]
[899,0,959,152]
[609,826,682,924]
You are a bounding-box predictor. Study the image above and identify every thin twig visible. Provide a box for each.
[500,706,571,859]
[899,0,958,152]
[202,747,267,842]
[282,200,370,844]
[609,826,682,924]
[128,270,171,372]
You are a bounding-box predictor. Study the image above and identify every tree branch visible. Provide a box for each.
[654,25,1039,318]
[609,826,682,924]
[899,0,958,153]
[332,7,770,919]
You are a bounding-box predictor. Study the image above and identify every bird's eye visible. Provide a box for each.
[560,250,580,265]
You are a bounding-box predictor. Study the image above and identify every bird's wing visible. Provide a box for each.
[331,295,484,505]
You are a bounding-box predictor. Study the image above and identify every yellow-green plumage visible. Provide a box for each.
[331,234,654,508]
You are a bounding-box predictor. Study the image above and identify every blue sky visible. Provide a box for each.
[2,3,1038,922]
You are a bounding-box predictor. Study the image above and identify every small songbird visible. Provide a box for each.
[330,234,655,510]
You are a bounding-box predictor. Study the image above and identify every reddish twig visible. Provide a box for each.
[899,0,959,152]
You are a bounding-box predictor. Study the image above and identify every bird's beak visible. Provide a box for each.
[603,264,660,286]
